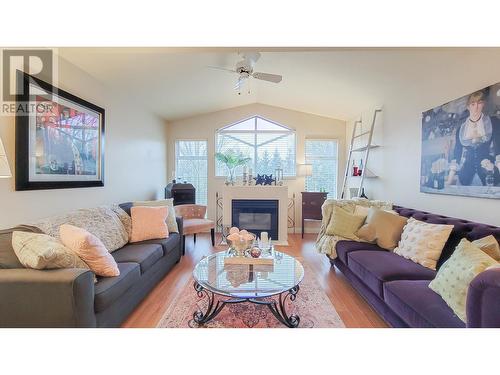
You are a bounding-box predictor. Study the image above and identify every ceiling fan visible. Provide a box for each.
[208,52,282,94]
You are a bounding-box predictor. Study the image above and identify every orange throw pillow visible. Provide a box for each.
[59,224,120,277]
[130,206,169,243]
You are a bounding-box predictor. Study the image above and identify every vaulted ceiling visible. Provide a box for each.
[57,48,500,122]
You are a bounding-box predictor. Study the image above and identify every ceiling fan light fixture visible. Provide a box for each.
[208,51,283,92]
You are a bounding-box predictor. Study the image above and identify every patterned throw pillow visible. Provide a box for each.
[472,235,500,261]
[393,218,454,270]
[110,204,132,238]
[325,206,366,240]
[133,199,179,233]
[429,239,497,322]
[12,231,89,270]
[60,224,120,277]
[31,206,129,253]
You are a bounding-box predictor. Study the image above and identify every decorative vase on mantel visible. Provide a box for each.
[225,167,236,186]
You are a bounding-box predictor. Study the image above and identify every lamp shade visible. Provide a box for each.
[298,163,313,177]
[0,136,12,178]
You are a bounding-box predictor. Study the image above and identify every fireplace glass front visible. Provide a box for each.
[231,199,278,240]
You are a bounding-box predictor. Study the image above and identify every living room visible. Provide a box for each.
[1,2,499,374]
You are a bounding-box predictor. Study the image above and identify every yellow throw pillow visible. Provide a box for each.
[472,235,500,261]
[429,239,497,322]
[12,231,89,270]
[325,206,366,240]
[356,208,408,250]
[393,218,454,270]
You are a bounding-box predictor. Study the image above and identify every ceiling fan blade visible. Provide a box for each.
[207,66,237,73]
[252,72,282,83]
[234,76,245,91]
[241,52,261,65]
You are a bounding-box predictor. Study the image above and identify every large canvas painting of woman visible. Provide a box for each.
[421,83,500,199]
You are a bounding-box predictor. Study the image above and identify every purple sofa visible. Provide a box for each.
[329,206,500,328]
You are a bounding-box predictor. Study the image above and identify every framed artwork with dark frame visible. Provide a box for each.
[15,71,105,190]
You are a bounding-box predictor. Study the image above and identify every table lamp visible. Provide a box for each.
[298,163,313,177]
[0,136,12,178]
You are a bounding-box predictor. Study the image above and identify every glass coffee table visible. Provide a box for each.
[192,249,305,328]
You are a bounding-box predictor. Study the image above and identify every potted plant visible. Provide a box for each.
[215,150,251,185]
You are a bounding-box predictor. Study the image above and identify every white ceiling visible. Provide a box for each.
[57,48,500,122]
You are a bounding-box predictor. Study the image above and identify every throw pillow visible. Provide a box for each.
[59,224,120,277]
[133,199,179,233]
[31,206,129,253]
[130,206,169,243]
[429,238,497,322]
[353,205,370,217]
[325,206,366,240]
[356,207,408,250]
[11,231,89,270]
[472,235,500,261]
[110,203,132,238]
[0,225,43,269]
[393,218,454,270]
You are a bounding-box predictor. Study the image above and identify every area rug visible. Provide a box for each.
[157,264,345,328]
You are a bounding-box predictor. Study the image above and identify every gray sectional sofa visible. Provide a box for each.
[0,202,183,328]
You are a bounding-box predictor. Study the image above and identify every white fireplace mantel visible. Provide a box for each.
[221,185,289,246]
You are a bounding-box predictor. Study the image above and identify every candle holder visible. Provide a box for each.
[275,165,283,186]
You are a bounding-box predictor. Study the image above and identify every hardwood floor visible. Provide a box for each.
[122,233,388,328]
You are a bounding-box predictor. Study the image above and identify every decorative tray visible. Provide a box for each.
[223,256,274,266]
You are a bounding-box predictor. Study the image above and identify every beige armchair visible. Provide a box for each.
[174,204,215,252]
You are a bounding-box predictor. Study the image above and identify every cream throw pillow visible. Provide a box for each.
[356,208,408,250]
[12,231,89,270]
[133,199,179,233]
[429,238,497,322]
[393,218,454,270]
[325,206,366,240]
[472,235,500,261]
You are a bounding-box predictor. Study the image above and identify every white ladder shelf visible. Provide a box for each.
[340,109,382,199]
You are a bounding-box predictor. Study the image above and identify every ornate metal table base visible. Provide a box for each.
[193,282,301,328]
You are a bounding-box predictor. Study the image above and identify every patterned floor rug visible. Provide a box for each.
[157,264,345,328]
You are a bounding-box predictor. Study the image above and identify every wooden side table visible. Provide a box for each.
[301,192,328,238]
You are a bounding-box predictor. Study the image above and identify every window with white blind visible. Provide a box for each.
[305,139,338,198]
[215,116,296,177]
[175,140,208,205]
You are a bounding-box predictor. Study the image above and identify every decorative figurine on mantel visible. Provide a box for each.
[241,166,255,186]
[242,166,248,185]
[248,167,253,185]
[254,174,275,185]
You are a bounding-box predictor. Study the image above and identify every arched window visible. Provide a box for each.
[215,116,296,177]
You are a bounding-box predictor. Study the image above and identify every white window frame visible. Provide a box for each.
[304,138,339,199]
[215,115,296,178]
[175,139,208,205]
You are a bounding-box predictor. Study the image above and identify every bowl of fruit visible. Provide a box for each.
[226,227,255,256]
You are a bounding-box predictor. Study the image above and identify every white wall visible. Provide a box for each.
[354,50,500,226]
[0,56,168,228]
[167,103,346,232]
